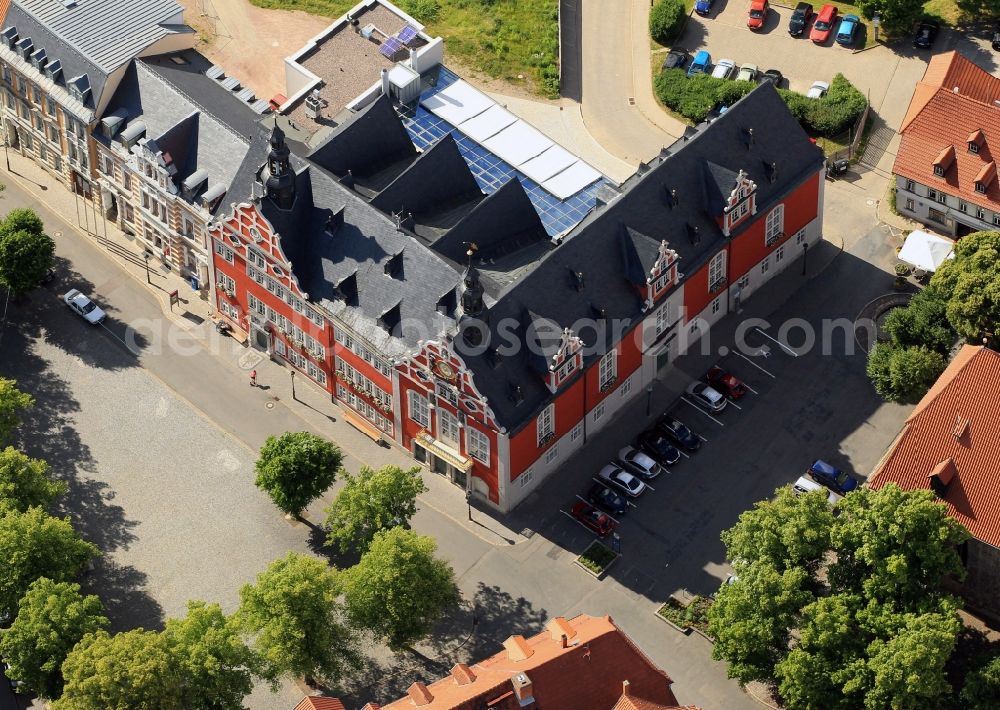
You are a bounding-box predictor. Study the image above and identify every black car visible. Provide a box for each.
[788,2,813,36]
[637,430,682,466]
[758,69,783,87]
[913,22,938,49]
[656,415,701,452]
[661,49,689,71]
[586,483,629,516]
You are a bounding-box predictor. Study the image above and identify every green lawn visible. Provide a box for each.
[250,0,560,97]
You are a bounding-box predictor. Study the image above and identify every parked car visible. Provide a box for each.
[662,49,689,70]
[597,463,646,498]
[711,58,736,80]
[835,14,860,46]
[656,416,701,451]
[912,22,938,49]
[617,446,664,480]
[736,63,758,82]
[695,0,713,16]
[636,430,681,466]
[758,68,783,86]
[806,80,830,98]
[587,483,630,516]
[792,475,843,506]
[63,289,107,325]
[747,0,769,30]
[571,501,617,536]
[688,50,711,76]
[808,459,859,494]
[809,4,838,43]
[706,366,748,399]
[787,2,813,36]
[685,381,728,413]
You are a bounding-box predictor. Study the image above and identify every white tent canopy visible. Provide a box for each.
[898,230,955,272]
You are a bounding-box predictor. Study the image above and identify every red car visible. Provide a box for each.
[706,366,748,400]
[809,4,838,43]
[571,502,617,537]
[747,0,769,30]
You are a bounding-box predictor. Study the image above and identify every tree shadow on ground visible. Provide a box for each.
[302,517,362,570]
[82,558,164,632]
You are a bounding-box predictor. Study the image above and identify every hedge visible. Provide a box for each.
[778,74,867,136]
[649,0,686,45]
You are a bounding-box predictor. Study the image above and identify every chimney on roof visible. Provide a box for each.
[561,633,568,648]
[381,68,391,97]
[929,458,957,497]
[406,682,434,706]
[504,635,534,661]
[511,673,535,705]
[546,617,578,644]
[450,663,476,685]
[953,86,960,93]
[953,415,970,440]
[622,680,631,697]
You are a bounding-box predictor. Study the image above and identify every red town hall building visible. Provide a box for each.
[211,86,824,513]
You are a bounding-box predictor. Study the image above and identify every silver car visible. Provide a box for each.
[685,382,728,413]
[597,463,647,498]
[617,446,663,480]
[806,80,830,99]
[63,289,107,325]
[736,63,758,82]
[711,58,736,79]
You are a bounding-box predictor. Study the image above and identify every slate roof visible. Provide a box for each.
[99,55,256,213]
[456,84,823,433]
[894,51,1000,209]
[869,345,1000,548]
[231,126,459,358]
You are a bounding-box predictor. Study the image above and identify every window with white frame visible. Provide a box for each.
[336,360,391,409]
[764,204,784,246]
[408,391,430,428]
[598,349,617,391]
[556,356,577,381]
[215,270,235,293]
[776,245,785,262]
[708,251,726,291]
[655,302,672,337]
[519,469,535,488]
[620,375,632,397]
[214,239,234,264]
[570,422,584,442]
[994,213,1000,227]
[537,404,555,446]
[246,293,266,316]
[653,269,671,293]
[246,246,266,269]
[545,446,559,464]
[467,427,490,464]
[977,207,986,220]
[711,298,721,315]
[102,155,113,176]
[728,199,749,225]
[437,382,458,406]
[905,179,915,191]
[761,258,770,274]
[593,402,606,422]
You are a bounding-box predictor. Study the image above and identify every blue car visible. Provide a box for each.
[695,0,713,16]
[687,50,711,76]
[835,14,860,46]
[808,460,859,494]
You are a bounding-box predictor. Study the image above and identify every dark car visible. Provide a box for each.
[656,415,701,452]
[758,68,783,86]
[571,501,617,536]
[808,459,859,495]
[662,49,689,71]
[788,2,813,35]
[912,22,938,49]
[637,430,681,466]
[586,483,629,516]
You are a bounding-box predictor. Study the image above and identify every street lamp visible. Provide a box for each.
[289,369,296,401]
[466,491,473,521]
[143,252,151,284]
[872,12,880,43]
[801,242,809,276]
[645,384,654,417]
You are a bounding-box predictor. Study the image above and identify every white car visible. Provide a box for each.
[597,464,646,498]
[63,289,106,325]
[711,58,736,79]
[806,80,830,99]
[736,63,758,82]
[792,476,843,506]
[685,382,728,413]
[617,446,663,480]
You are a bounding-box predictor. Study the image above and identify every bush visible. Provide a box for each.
[866,343,946,402]
[577,541,617,575]
[655,69,754,123]
[649,0,686,45]
[780,74,867,137]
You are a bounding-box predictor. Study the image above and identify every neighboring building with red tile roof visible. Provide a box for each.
[892,51,1000,238]
[373,615,696,710]
[294,698,347,710]
[869,345,1000,616]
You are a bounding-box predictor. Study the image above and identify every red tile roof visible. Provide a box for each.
[379,615,682,710]
[294,698,347,710]
[869,346,1000,547]
[613,680,700,710]
[894,52,1000,210]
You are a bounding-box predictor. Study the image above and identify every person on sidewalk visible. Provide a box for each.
[250,370,257,388]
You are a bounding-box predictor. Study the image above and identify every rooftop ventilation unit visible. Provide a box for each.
[205,65,225,80]
[0,27,18,50]
[304,88,327,121]
[220,76,240,91]
[45,58,62,83]
[236,87,255,103]
[15,37,33,60]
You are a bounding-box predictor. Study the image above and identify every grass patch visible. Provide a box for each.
[249,0,561,98]
[576,540,617,575]
[657,595,713,633]
[922,0,961,25]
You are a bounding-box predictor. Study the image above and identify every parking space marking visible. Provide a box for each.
[753,326,798,357]
[590,478,640,509]
[726,399,742,410]
[735,351,776,378]
[560,509,603,537]
[680,397,725,427]
[743,383,759,395]
[574,495,621,525]
[677,449,690,459]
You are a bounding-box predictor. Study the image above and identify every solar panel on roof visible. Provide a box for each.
[379,36,403,59]
[398,25,418,45]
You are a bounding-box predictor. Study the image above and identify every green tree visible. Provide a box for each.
[323,465,426,554]
[961,652,1000,709]
[0,377,33,444]
[343,528,458,649]
[649,0,686,45]
[56,630,183,710]
[254,431,342,516]
[165,601,263,709]
[0,578,108,699]
[0,446,65,512]
[932,231,1000,341]
[852,0,925,35]
[866,343,946,403]
[236,552,359,684]
[865,612,960,709]
[721,486,834,573]
[0,208,54,295]
[956,0,1000,19]
[0,506,99,619]
[882,286,954,354]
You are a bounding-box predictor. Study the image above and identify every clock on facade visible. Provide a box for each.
[432,359,456,381]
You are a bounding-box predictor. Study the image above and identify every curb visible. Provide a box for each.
[653,606,692,635]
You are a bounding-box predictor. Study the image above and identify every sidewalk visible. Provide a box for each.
[0,149,525,548]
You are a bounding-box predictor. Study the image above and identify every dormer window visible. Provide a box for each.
[932,145,955,177]
[974,161,996,194]
[969,142,980,154]
[976,182,986,194]
[723,169,757,235]
[968,129,986,154]
[933,165,944,177]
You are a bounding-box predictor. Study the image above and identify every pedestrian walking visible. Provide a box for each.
[250,369,257,387]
